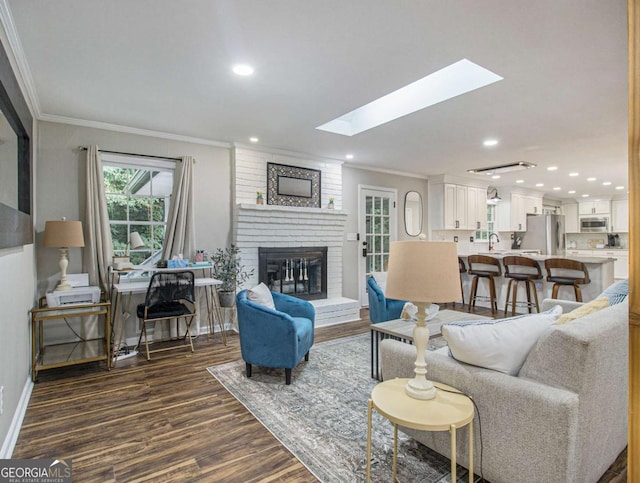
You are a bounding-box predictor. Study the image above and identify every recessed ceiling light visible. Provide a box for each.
[587,177,596,182]
[616,186,625,190]
[569,172,579,177]
[345,154,354,160]
[483,139,499,147]
[491,175,501,179]
[602,181,612,186]
[232,64,254,76]
[582,194,590,198]
[535,183,544,187]
[317,59,503,136]
[553,187,561,191]
[547,166,558,171]
[249,137,259,143]
[515,179,524,184]
[568,190,576,194]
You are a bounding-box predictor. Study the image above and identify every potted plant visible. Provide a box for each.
[211,244,254,307]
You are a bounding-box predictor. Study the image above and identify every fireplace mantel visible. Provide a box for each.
[237,203,348,216]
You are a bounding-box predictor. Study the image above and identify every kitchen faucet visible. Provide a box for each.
[488,232,500,252]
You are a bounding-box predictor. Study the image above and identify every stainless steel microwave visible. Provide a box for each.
[580,217,609,233]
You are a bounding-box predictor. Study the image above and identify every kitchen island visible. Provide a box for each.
[457,251,615,314]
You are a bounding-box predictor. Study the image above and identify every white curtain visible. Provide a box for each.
[162,155,196,260]
[83,145,115,340]
[158,155,197,339]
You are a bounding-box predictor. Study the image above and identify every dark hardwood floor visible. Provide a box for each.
[13,304,626,482]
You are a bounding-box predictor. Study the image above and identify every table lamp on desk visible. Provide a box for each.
[43,218,85,291]
[385,240,461,400]
[113,232,145,270]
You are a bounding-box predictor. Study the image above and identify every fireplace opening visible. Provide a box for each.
[259,247,328,300]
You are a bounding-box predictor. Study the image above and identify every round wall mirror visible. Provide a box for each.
[404,191,423,236]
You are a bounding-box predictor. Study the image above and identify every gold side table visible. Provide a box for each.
[366,378,474,482]
[31,302,111,382]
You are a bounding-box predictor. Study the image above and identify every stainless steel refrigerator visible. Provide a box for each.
[519,214,565,255]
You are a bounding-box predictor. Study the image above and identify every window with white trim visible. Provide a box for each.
[102,154,174,265]
[475,204,496,242]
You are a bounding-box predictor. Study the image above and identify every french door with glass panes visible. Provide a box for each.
[359,186,397,305]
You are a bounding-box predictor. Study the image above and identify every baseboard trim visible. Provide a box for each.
[0,376,33,458]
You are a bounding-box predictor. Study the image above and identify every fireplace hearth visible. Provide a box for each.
[259,247,328,300]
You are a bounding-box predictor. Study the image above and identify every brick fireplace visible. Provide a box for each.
[234,203,358,326]
[232,147,359,327]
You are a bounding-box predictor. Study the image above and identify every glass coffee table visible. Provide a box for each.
[370,309,489,380]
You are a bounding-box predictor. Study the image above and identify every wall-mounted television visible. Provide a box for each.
[0,38,33,249]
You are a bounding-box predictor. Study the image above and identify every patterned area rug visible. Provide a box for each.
[208,334,474,482]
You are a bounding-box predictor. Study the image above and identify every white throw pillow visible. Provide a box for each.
[441,305,562,375]
[247,282,275,310]
[371,272,387,293]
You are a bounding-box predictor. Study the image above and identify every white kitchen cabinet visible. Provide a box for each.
[510,193,543,231]
[433,183,486,230]
[579,200,611,215]
[524,195,543,216]
[604,251,629,279]
[467,186,487,230]
[510,193,526,231]
[442,183,457,230]
[563,203,579,233]
[443,183,469,230]
[611,199,629,232]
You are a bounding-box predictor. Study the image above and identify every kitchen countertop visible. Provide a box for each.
[457,251,616,264]
[569,247,628,250]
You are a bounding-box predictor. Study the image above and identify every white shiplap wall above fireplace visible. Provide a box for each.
[234,147,342,209]
[233,147,359,326]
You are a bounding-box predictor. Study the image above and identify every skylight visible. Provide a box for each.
[316,59,503,136]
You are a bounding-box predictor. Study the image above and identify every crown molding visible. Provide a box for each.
[344,161,429,180]
[0,0,41,118]
[40,113,232,148]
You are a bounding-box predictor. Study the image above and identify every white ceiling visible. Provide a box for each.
[6,0,628,199]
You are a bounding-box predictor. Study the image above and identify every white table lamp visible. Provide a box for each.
[43,218,85,291]
[385,240,461,399]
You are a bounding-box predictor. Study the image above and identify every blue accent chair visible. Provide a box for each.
[367,276,406,323]
[236,290,315,384]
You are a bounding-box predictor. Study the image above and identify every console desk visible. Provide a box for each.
[111,276,224,365]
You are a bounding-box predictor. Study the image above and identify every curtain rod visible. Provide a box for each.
[79,146,182,161]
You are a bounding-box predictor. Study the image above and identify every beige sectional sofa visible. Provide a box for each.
[380,299,628,483]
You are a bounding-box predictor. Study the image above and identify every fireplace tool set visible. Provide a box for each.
[284,258,309,282]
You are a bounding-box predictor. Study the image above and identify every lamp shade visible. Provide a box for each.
[385,240,461,303]
[43,220,85,248]
[129,231,145,250]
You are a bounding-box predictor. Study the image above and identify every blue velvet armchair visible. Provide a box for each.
[367,276,406,323]
[236,290,315,385]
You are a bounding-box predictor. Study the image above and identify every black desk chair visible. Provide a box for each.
[136,271,197,360]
